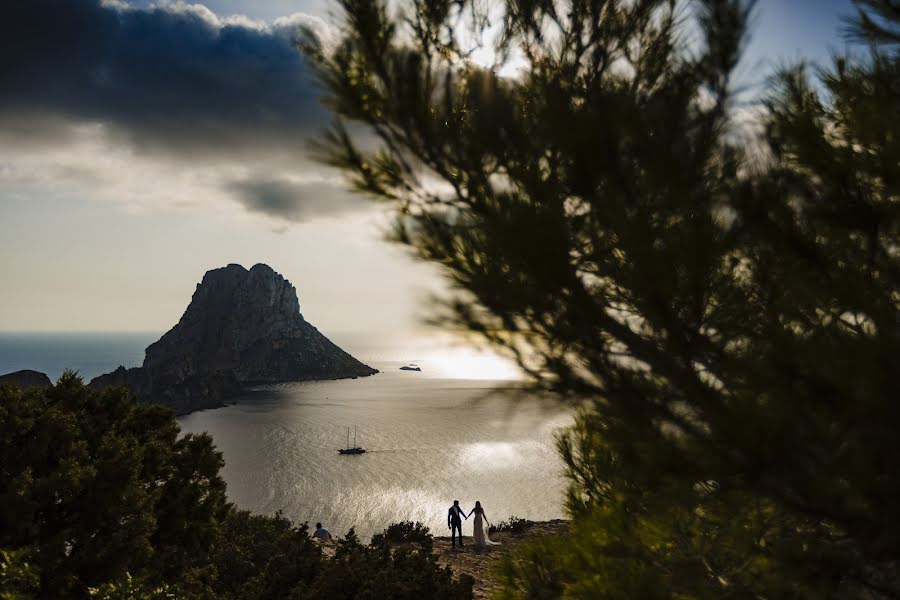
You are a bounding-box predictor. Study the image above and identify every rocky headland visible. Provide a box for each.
[89,263,377,413]
[0,369,53,389]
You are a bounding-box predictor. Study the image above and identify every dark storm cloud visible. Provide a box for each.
[0,0,326,154]
[230,178,369,222]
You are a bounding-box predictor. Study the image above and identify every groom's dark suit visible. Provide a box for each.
[448,502,467,547]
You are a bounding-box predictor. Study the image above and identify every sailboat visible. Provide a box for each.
[338,426,366,455]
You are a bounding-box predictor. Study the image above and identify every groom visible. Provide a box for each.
[448,500,468,548]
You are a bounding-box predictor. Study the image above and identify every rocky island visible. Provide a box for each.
[90,263,377,414]
[0,369,52,389]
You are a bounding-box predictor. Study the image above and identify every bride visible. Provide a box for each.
[468,501,500,547]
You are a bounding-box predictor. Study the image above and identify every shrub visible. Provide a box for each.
[203,510,323,600]
[0,372,228,597]
[371,521,434,550]
[488,517,534,535]
[87,573,177,600]
[300,528,473,600]
[0,548,39,600]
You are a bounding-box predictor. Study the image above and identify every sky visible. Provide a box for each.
[0,0,858,350]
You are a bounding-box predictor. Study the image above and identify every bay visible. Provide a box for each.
[1,333,572,540]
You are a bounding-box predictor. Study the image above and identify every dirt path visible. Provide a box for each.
[433,520,569,599]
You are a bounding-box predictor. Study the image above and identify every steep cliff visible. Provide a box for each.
[91,263,377,413]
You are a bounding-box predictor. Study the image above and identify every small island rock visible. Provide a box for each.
[0,369,52,389]
[91,263,377,414]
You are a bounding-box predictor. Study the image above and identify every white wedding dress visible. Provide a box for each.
[472,509,500,547]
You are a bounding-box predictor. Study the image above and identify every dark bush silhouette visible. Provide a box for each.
[488,517,533,535]
[300,527,472,599]
[371,520,434,550]
[0,371,228,598]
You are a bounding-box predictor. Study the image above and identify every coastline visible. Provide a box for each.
[171,371,382,416]
[0,369,381,417]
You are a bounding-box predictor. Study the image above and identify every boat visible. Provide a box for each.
[339,426,366,455]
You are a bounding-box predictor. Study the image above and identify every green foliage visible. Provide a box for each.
[370,520,434,550]
[488,517,532,534]
[0,548,39,600]
[498,415,855,598]
[0,372,228,598]
[87,573,177,600]
[214,512,324,600]
[306,0,900,595]
[301,528,473,599]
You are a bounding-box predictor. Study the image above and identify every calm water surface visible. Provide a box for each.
[180,364,572,540]
[1,334,573,540]
[0,332,157,381]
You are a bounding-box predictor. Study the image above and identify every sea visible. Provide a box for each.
[0,332,573,540]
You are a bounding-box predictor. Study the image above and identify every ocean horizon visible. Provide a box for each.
[0,331,160,382]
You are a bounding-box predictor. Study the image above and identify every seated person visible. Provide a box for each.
[313,522,333,542]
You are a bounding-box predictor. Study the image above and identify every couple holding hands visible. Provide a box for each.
[447,500,500,548]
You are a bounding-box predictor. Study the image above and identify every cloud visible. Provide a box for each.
[229,178,369,223]
[0,0,329,156]
[0,0,380,225]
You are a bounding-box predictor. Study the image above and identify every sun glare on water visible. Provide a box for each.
[427,347,522,380]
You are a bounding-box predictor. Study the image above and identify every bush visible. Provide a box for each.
[202,510,323,600]
[87,573,177,600]
[371,521,434,550]
[0,548,39,600]
[488,517,534,535]
[300,529,473,600]
[0,372,228,597]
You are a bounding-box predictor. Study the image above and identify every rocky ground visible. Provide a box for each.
[433,520,569,599]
